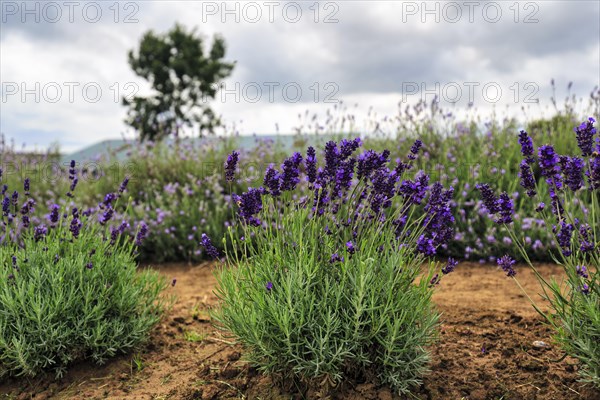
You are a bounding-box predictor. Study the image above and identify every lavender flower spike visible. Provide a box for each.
[518,130,534,160]
[518,160,536,197]
[497,255,516,277]
[475,183,499,214]
[225,151,240,182]
[200,233,221,259]
[441,258,458,274]
[495,192,514,224]
[575,117,596,156]
[135,222,149,246]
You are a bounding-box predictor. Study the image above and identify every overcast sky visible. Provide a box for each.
[1,0,599,153]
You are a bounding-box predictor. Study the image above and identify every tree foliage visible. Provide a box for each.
[124,24,235,141]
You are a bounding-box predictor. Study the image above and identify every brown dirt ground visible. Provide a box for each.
[1,262,599,400]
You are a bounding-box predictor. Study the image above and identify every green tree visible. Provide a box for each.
[124,24,235,141]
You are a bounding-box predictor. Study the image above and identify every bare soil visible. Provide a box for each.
[1,262,599,400]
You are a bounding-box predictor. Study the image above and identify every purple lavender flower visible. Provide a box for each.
[86,262,93,269]
[2,197,9,216]
[346,241,355,255]
[442,258,458,274]
[339,138,362,160]
[135,222,148,246]
[556,221,574,256]
[34,224,47,242]
[99,208,114,225]
[49,204,60,224]
[224,151,239,182]
[11,191,18,206]
[588,151,600,190]
[372,169,398,198]
[476,183,499,214]
[394,159,411,176]
[575,117,596,156]
[200,233,220,258]
[357,150,389,180]
[69,218,82,238]
[109,226,120,245]
[429,273,440,286]
[563,157,584,192]
[416,235,436,256]
[578,223,595,252]
[333,159,356,198]
[101,193,117,209]
[306,146,317,184]
[266,281,273,291]
[330,253,344,263]
[280,152,303,191]
[580,240,595,253]
[495,192,514,224]
[518,130,534,159]
[69,177,78,193]
[19,215,30,228]
[497,255,516,277]
[23,178,30,194]
[118,177,130,194]
[519,160,536,197]
[20,198,35,215]
[576,266,589,279]
[66,160,78,197]
[234,188,263,225]
[408,139,423,160]
[322,141,341,181]
[422,183,455,247]
[399,172,430,205]
[263,164,280,196]
[535,202,545,212]
[580,284,590,295]
[117,220,129,234]
[538,145,562,190]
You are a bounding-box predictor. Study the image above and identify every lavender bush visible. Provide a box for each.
[479,119,599,387]
[210,139,458,396]
[0,166,168,379]
[119,138,288,262]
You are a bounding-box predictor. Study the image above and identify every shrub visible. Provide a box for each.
[478,119,599,387]
[210,139,458,396]
[0,165,169,378]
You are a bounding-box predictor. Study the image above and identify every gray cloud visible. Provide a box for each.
[1,0,598,151]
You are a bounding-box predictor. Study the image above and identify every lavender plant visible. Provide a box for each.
[117,138,287,262]
[478,119,599,387]
[0,165,168,379]
[209,139,458,396]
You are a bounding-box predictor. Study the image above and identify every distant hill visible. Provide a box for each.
[61,134,343,164]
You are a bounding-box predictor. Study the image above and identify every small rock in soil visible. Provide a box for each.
[532,340,550,349]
